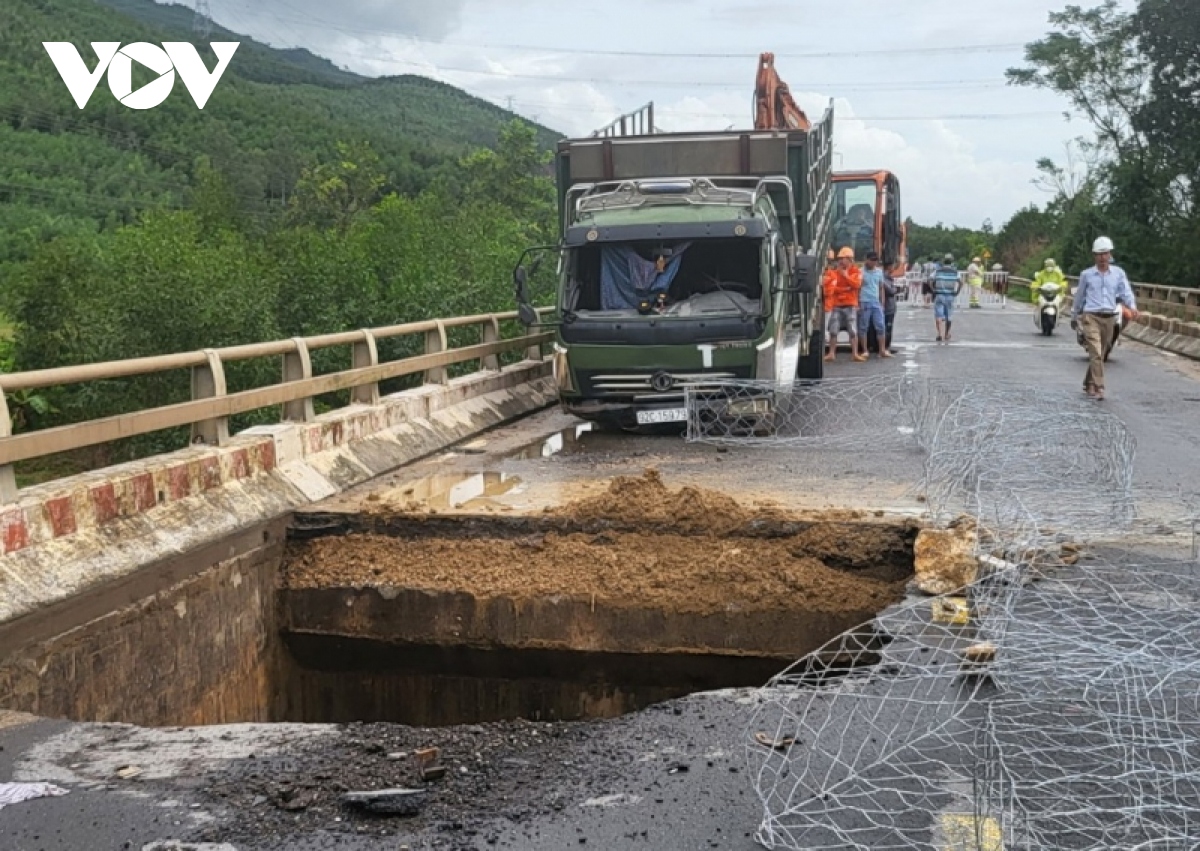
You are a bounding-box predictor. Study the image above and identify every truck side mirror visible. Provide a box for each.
[517,303,539,327]
[513,266,530,302]
[792,254,818,295]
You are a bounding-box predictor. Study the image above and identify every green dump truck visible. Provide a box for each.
[514,103,834,429]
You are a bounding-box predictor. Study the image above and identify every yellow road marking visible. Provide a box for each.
[941,813,1004,851]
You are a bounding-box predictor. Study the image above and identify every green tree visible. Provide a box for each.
[1007,2,1149,161]
[456,120,556,239]
[1008,0,1200,285]
[288,142,386,232]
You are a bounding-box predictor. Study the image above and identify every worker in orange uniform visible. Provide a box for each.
[823,246,866,363]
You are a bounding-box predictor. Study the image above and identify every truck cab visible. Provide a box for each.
[515,106,835,430]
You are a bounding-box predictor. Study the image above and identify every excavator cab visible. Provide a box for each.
[832,171,906,274]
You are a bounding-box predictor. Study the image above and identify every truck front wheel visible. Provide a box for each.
[796,329,824,381]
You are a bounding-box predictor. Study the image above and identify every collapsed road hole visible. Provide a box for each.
[0,472,917,729]
[276,471,919,727]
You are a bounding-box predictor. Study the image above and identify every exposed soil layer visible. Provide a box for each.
[284,471,914,616]
[285,531,903,615]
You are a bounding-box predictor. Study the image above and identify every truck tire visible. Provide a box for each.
[796,329,824,381]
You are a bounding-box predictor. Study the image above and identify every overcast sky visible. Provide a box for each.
[185,0,1137,228]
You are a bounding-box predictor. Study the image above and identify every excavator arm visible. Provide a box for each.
[754,52,811,132]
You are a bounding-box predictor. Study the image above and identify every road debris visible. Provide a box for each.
[0,781,69,809]
[415,746,446,782]
[341,788,427,816]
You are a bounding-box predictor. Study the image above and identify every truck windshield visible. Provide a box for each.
[832,179,878,260]
[564,238,763,319]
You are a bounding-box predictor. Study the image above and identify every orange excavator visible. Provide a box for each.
[754,55,907,276]
[754,53,811,132]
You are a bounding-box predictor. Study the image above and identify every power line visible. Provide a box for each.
[323,48,1011,90]
[500,98,1065,123]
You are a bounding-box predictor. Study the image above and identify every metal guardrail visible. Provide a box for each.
[0,310,552,501]
[1010,276,1199,323]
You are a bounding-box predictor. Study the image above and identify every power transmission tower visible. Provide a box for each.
[506,95,515,112]
[192,0,213,38]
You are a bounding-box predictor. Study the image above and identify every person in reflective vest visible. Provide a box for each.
[966,257,984,308]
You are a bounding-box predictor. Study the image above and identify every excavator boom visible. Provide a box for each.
[754,52,811,132]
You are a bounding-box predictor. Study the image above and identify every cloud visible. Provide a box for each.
[183,0,1141,227]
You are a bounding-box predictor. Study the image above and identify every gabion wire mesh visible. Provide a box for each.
[686,377,1138,543]
[976,557,1200,851]
[685,375,922,450]
[745,593,999,850]
[917,383,1137,538]
[724,377,1200,851]
[745,553,1200,851]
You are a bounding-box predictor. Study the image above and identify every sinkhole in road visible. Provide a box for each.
[276,471,918,727]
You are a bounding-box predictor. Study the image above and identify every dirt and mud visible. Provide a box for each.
[192,716,627,848]
[284,471,916,616]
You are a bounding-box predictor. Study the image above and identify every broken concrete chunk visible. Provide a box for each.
[931,596,971,625]
[960,641,998,676]
[342,788,427,816]
[913,519,979,596]
[414,747,446,782]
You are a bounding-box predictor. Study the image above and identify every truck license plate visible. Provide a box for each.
[636,408,688,425]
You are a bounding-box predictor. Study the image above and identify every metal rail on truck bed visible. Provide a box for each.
[554,105,835,261]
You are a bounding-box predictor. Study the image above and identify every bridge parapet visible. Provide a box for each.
[0,310,553,562]
[1010,276,1200,360]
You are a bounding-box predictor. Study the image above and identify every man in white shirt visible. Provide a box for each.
[1070,236,1139,401]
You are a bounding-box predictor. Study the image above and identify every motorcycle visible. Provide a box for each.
[1036,282,1064,336]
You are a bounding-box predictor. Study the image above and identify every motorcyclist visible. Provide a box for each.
[1031,259,1067,329]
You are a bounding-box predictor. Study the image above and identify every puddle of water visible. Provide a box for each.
[512,423,595,460]
[397,472,523,510]
[385,425,596,510]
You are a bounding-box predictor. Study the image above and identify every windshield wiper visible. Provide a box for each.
[701,273,753,322]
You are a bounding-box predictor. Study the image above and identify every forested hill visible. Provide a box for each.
[0,0,562,270]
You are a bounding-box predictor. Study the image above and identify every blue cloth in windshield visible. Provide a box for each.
[600,244,691,310]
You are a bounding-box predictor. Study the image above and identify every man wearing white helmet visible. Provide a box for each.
[1070,237,1139,400]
